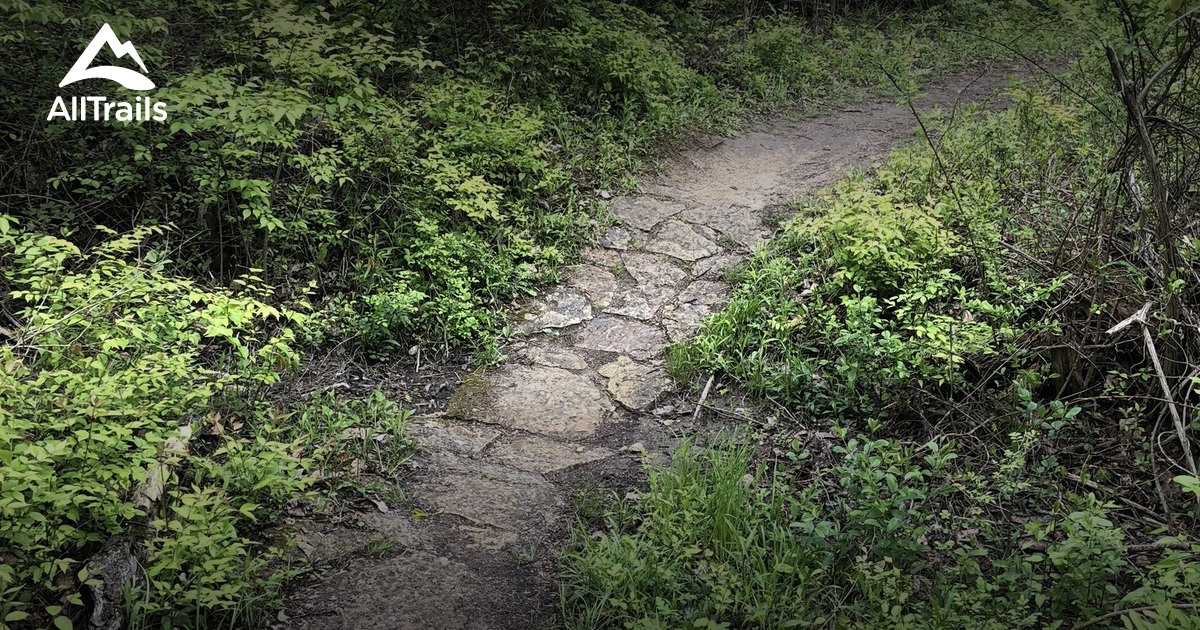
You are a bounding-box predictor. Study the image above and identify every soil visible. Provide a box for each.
[280,63,1033,630]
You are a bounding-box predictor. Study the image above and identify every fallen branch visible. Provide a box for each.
[86,426,192,630]
[693,375,714,422]
[1107,302,1199,514]
[1074,603,1200,629]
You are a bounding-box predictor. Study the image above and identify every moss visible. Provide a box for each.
[443,371,497,420]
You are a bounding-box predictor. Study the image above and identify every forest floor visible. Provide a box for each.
[280,63,1032,629]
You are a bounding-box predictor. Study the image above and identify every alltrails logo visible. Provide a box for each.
[47,23,167,122]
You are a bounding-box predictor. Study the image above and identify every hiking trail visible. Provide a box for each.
[283,65,1027,629]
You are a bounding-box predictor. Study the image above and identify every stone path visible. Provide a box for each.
[284,66,1026,629]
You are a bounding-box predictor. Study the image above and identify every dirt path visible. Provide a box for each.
[282,65,1028,629]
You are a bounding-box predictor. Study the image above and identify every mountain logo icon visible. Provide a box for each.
[59,23,155,91]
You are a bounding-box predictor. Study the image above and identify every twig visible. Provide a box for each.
[1062,471,1171,529]
[1108,302,1200,513]
[1074,603,1200,629]
[1142,324,1197,476]
[693,375,714,422]
[1150,411,1175,523]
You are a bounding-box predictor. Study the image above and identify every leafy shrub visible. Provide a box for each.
[562,439,1200,629]
[673,96,1078,419]
[0,220,404,627]
[1,0,1080,356]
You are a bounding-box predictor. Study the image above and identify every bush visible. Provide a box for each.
[0,220,411,628]
[562,440,1200,629]
[2,0,1081,356]
[672,96,1082,420]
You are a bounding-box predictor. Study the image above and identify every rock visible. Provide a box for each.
[599,226,632,250]
[564,264,619,309]
[662,280,731,341]
[680,204,769,248]
[408,419,501,458]
[602,286,675,321]
[573,316,667,361]
[692,253,745,279]
[518,345,588,370]
[445,366,613,439]
[580,246,621,268]
[597,356,674,411]
[516,286,592,333]
[488,436,613,474]
[646,219,721,262]
[608,196,685,231]
[623,252,688,287]
[623,442,646,454]
[412,457,560,535]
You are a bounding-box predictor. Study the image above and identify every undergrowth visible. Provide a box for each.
[0,0,1101,626]
[2,0,1084,356]
[562,442,1200,629]
[570,4,1200,627]
[0,224,414,628]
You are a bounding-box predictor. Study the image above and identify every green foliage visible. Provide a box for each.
[283,388,415,485]
[673,95,1085,419]
[1,0,1082,356]
[0,222,411,627]
[647,15,1200,630]
[562,439,1200,629]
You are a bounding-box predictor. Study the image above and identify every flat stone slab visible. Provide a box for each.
[408,419,501,459]
[518,344,588,370]
[291,550,482,630]
[599,226,633,250]
[580,246,621,268]
[646,219,721,262]
[488,436,613,474]
[597,356,674,411]
[602,286,676,321]
[608,196,685,231]
[516,286,592,333]
[680,204,768,248]
[692,253,745,279]
[564,264,618,309]
[662,280,731,341]
[573,316,667,361]
[412,457,560,535]
[445,366,613,439]
[623,251,688,287]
